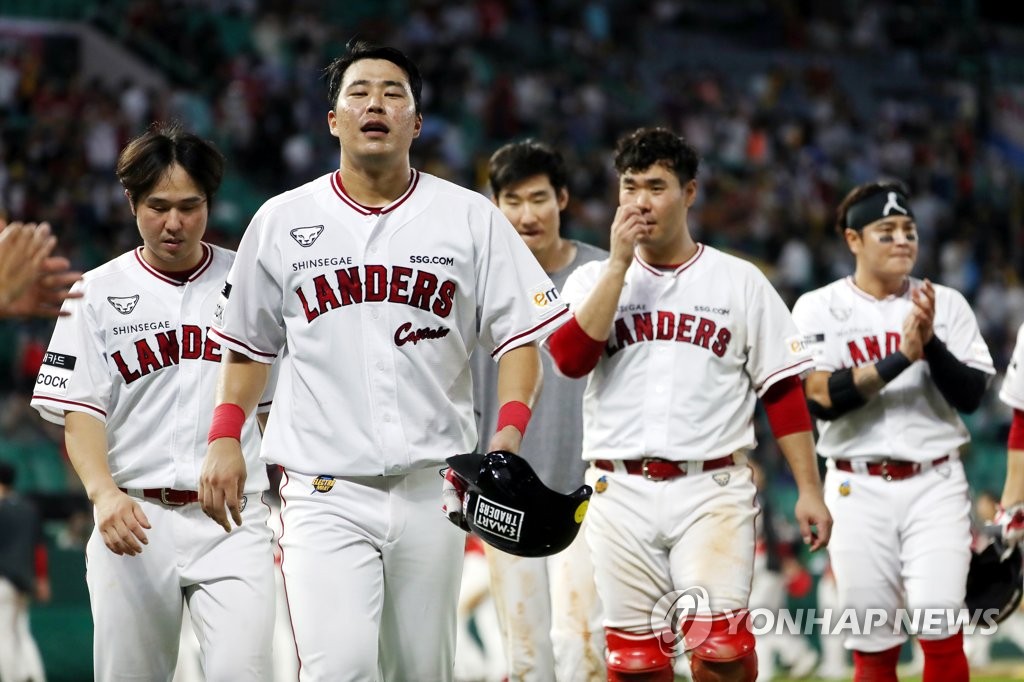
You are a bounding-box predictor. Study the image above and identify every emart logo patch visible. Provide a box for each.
[530,283,560,308]
[473,495,523,542]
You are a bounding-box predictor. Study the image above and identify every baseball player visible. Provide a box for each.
[30,124,277,682]
[0,461,49,682]
[199,41,567,681]
[547,127,832,682]
[472,140,606,681]
[997,324,1024,552]
[791,180,993,682]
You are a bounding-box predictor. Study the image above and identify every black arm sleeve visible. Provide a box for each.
[807,368,867,421]
[924,336,990,413]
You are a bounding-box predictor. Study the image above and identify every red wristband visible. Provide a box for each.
[208,403,246,443]
[496,400,532,436]
[1010,409,1024,450]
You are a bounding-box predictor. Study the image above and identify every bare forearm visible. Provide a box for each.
[1003,448,1024,509]
[573,264,628,341]
[216,349,271,415]
[496,344,542,408]
[776,431,823,495]
[65,412,117,502]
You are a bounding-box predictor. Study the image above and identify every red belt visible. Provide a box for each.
[594,454,736,482]
[833,455,950,481]
[119,487,200,506]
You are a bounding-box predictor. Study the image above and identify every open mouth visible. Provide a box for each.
[361,121,390,135]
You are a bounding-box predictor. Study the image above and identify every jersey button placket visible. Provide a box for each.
[644,289,675,453]
[363,234,403,472]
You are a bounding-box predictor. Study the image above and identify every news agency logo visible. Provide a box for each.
[651,586,714,656]
[650,585,1004,646]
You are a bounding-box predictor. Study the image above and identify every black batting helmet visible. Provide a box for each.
[446,451,593,558]
[966,541,1024,624]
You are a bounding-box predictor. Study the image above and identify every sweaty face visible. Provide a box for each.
[328,58,422,166]
[618,163,695,253]
[495,174,568,256]
[134,163,208,271]
[846,215,918,281]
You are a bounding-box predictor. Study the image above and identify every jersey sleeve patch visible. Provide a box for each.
[529,280,563,319]
[35,354,75,396]
[785,333,814,358]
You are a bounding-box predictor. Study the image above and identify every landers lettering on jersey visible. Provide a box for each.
[606,311,732,358]
[111,325,222,384]
[473,496,523,541]
[295,265,456,323]
[847,332,901,366]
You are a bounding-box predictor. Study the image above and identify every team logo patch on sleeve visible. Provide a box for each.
[473,495,524,541]
[290,225,324,247]
[107,295,140,315]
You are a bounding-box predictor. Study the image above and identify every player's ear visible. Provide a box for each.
[327,109,340,139]
[412,112,423,139]
[556,187,569,211]
[683,178,698,208]
[844,227,862,254]
[125,189,136,216]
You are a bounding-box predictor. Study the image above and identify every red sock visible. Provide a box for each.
[920,633,969,682]
[852,645,901,682]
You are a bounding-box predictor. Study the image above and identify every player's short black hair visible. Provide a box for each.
[324,39,422,114]
[116,122,225,207]
[0,461,15,487]
[613,127,700,185]
[834,179,912,236]
[488,140,569,198]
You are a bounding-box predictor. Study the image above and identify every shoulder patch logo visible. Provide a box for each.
[107,295,140,315]
[829,305,852,322]
[291,225,324,247]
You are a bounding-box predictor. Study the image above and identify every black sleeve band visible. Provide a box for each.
[875,350,912,383]
[808,368,867,421]
[924,336,990,413]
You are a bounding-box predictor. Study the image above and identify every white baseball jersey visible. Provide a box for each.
[558,244,811,461]
[212,169,569,476]
[791,276,994,461]
[1000,322,1024,411]
[30,244,272,492]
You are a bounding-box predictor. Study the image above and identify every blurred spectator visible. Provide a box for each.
[0,460,49,682]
